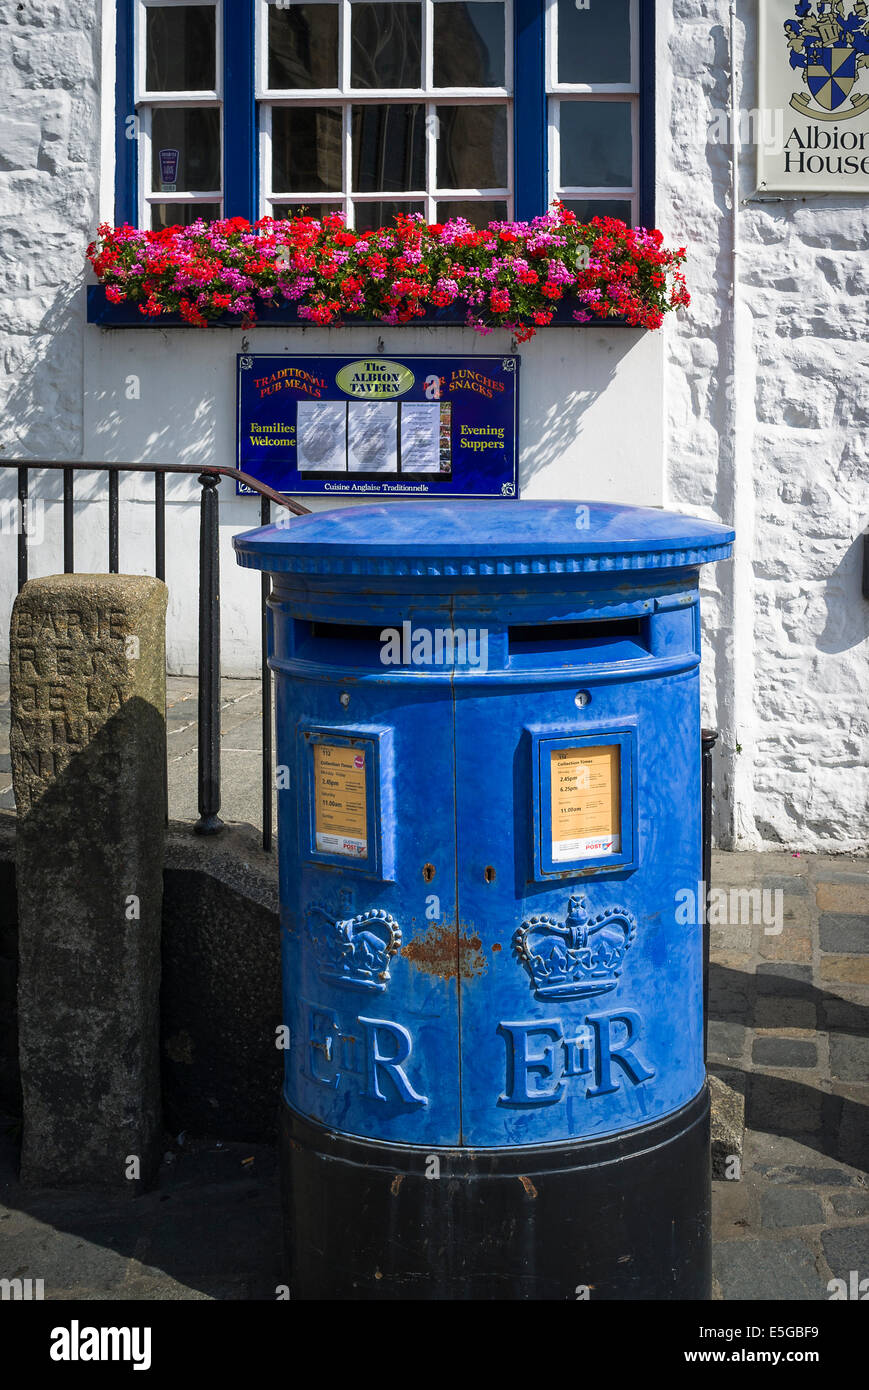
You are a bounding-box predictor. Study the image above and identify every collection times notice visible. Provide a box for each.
[314,743,368,859]
[550,744,621,861]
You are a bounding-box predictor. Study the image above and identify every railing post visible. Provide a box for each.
[260,495,273,853]
[701,727,718,1065]
[155,469,168,825]
[195,471,223,835]
[63,466,74,572]
[108,469,119,573]
[17,465,28,592]
[155,471,166,581]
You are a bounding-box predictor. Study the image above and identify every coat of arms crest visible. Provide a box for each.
[785,1,869,119]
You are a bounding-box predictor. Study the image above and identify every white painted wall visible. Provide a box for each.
[0,1,865,849]
[658,1,869,851]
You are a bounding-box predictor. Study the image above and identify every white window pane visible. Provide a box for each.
[434,3,505,87]
[268,3,339,89]
[146,5,216,90]
[353,199,425,229]
[352,105,426,191]
[351,3,422,88]
[151,108,221,191]
[436,105,508,188]
[272,107,343,192]
[271,202,344,221]
[562,197,632,224]
[557,0,631,85]
[150,201,221,229]
[559,101,632,187]
[437,198,506,223]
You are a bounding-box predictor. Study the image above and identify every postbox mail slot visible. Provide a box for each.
[291,620,394,669]
[509,618,649,666]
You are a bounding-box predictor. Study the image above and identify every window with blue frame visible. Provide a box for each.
[116,0,653,231]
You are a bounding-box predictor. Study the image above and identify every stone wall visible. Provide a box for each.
[0,1,100,460]
[660,1,869,850]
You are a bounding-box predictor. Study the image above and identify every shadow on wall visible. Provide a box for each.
[519,329,642,490]
[0,282,86,464]
[9,699,165,1190]
[817,529,869,655]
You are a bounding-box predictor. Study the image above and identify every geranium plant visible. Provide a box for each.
[87,204,689,341]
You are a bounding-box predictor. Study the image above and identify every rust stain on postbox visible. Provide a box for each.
[403,921,488,981]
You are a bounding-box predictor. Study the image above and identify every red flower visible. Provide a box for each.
[88,209,689,336]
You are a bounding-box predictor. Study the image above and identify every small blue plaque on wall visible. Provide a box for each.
[236,353,519,498]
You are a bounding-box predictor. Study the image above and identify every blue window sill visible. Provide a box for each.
[86,285,631,329]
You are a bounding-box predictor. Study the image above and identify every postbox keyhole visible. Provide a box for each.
[484,865,496,883]
[422,863,436,883]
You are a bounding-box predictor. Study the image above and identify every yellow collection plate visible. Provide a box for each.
[550,744,621,861]
[314,743,368,858]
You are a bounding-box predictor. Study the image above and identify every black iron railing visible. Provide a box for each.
[5,460,309,852]
[701,727,718,1065]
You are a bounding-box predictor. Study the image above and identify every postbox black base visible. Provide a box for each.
[279,1086,711,1300]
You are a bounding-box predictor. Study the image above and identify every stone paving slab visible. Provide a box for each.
[708,850,869,1300]
[0,1123,282,1301]
[164,677,270,828]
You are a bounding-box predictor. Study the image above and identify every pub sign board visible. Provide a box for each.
[758,0,869,193]
[236,353,519,498]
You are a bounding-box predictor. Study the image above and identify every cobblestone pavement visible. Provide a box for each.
[0,677,866,1299]
[708,851,868,1300]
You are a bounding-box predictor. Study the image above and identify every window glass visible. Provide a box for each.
[150,201,221,229]
[433,2,505,87]
[151,108,221,190]
[563,198,632,223]
[437,198,506,224]
[436,105,507,188]
[272,107,343,192]
[268,3,339,89]
[351,3,422,88]
[353,199,426,229]
[559,101,632,187]
[352,104,426,191]
[146,4,216,90]
[271,201,344,220]
[557,0,631,85]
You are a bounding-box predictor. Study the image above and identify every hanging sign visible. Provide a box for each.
[236,353,519,498]
[758,0,869,192]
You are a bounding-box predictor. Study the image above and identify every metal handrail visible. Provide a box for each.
[4,458,310,851]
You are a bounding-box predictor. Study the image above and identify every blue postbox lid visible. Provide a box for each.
[233,501,734,576]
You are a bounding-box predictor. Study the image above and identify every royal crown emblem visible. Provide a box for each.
[307,904,402,992]
[785,2,869,120]
[513,895,637,1001]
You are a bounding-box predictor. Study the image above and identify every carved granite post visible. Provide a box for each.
[10,575,168,1190]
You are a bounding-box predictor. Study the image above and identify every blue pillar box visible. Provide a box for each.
[234,499,734,1300]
